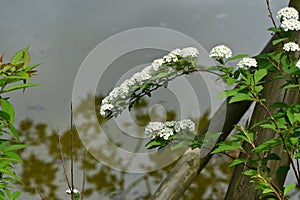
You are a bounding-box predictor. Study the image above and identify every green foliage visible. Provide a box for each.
[0,48,40,199]
[103,5,300,199]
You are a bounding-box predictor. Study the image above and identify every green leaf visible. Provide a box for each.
[289,137,298,145]
[276,165,290,179]
[254,69,268,83]
[0,83,42,94]
[5,144,27,152]
[243,169,258,176]
[8,126,19,141]
[151,72,170,80]
[5,152,22,162]
[23,49,30,68]
[272,37,288,46]
[170,140,191,150]
[260,123,276,131]
[284,183,296,196]
[294,113,300,122]
[11,191,21,200]
[268,102,289,109]
[226,54,248,62]
[254,138,282,152]
[294,152,300,159]
[283,84,300,89]
[10,48,27,64]
[229,93,252,103]
[211,141,243,154]
[268,27,282,33]
[0,168,22,183]
[287,109,295,124]
[227,77,236,86]
[9,71,30,80]
[0,98,14,124]
[262,188,274,195]
[263,153,280,163]
[145,139,168,149]
[229,158,246,167]
[282,55,298,74]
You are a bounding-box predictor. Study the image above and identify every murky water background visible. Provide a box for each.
[0,0,292,199]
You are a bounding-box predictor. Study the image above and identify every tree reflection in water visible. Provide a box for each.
[16,94,232,199]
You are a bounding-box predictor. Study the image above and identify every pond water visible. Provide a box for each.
[0,0,294,199]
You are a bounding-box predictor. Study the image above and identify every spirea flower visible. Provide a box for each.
[237,57,257,68]
[283,42,300,51]
[180,47,200,57]
[145,119,195,140]
[276,7,299,21]
[296,60,300,70]
[280,18,300,31]
[100,47,200,117]
[209,45,232,59]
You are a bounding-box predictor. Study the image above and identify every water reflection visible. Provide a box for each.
[16,94,232,199]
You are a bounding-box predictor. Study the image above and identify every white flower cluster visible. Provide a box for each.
[100,47,199,116]
[277,7,300,31]
[209,45,232,60]
[283,42,300,52]
[145,119,195,140]
[281,19,300,31]
[237,57,257,68]
[276,7,299,21]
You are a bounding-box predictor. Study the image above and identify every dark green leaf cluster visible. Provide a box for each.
[0,48,40,199]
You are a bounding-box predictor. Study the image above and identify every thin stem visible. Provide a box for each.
[36,186,45,200]
[266,0,277,29]
[58,132,71,190]
[81,150,87,200]
[258,100,300,186]
[70,102,74,200]
[297,157,300,180]
[221,152,257,170]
